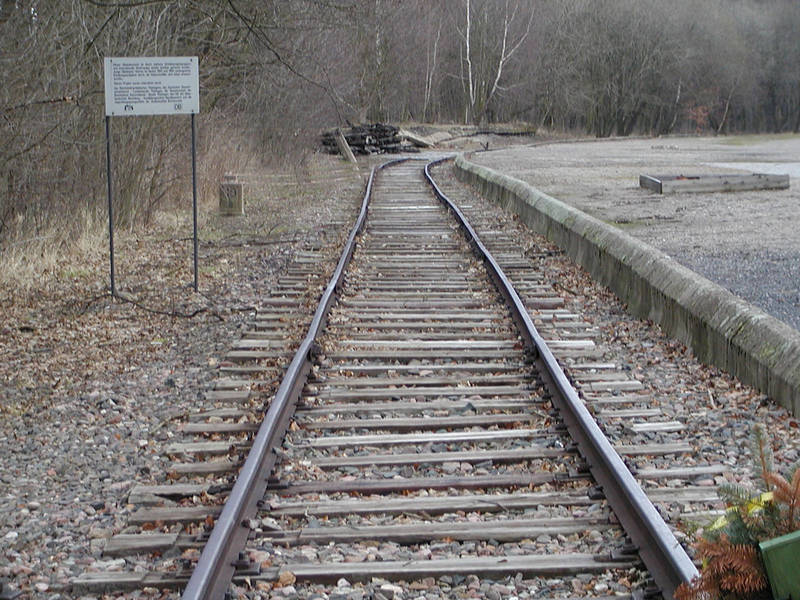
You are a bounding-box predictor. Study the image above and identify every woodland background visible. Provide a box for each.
[2,0,800,258]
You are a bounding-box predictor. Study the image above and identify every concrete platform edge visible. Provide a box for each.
[454,153,800,416]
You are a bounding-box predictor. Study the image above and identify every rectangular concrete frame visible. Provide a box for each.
[455,154,800,416]
[640,173,790,194]
[219,177,245,216]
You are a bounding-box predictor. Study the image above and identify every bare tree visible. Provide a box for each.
[422,12,443,122]
[457,0,533,124]
[7,0,800,258]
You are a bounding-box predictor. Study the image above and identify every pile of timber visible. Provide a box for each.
[321,124,428,156]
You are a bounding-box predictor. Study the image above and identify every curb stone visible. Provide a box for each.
[454,153,800,416]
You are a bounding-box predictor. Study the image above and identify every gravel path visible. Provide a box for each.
[468,135,800,331]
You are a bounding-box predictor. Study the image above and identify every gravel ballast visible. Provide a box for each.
[0,160,364,599]
[2,149,800,600]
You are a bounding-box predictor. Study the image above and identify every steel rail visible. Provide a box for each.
[423,158,698,600]
[182,158,407,600]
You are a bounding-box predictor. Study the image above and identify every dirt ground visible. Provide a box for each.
[0,157,365,597]
[468,134,800,331]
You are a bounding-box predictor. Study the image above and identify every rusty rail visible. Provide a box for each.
[181,159,407,600]
[423,157,698,599]
[182,156,697,599]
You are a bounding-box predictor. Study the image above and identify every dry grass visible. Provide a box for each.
[0,150,364,418]
[0,115,272,291]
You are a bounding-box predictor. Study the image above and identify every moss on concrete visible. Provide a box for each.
[455,153,800,416]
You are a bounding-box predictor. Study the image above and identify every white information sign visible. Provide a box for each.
[104,57,199,117]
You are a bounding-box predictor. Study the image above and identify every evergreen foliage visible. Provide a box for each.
[676,424,800,600]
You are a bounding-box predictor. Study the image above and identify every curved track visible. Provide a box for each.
[74,158,700,599]
[187,159,694,598]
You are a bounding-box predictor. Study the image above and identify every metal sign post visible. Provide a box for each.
[105,116,116,297]
[103,56,200,295]
[191,113,198,292]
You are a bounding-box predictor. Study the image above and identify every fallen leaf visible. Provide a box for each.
[276,570,296,587]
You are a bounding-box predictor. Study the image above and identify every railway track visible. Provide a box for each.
[74,158,704,599]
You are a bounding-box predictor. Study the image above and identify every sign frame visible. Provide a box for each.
[104,57,199,117]
[103,56,200,296]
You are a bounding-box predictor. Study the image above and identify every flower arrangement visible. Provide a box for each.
[676,424,800,600]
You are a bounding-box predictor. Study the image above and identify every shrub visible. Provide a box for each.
[676,424,800,600]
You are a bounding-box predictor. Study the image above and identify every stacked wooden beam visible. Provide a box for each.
[321,124,421,156]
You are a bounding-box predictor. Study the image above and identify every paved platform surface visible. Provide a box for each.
[471,135,800,331]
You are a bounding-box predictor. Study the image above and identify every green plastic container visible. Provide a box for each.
[760,529,800,600]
